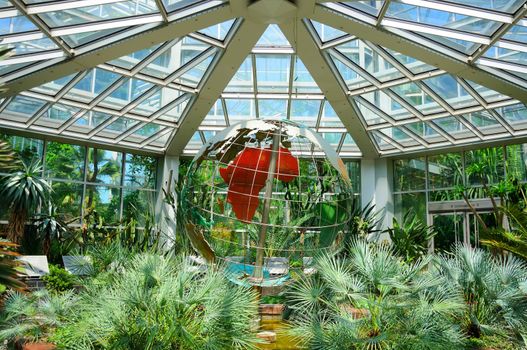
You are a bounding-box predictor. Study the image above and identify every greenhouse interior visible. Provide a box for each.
[1,0,527,349]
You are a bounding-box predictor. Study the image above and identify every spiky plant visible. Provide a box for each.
[52,253,260,350]
[0,289,78,344]
[1,160,51,244]
[0,240,25,292]
[434,245,527,341]
[287,240,465,350]
[385,209,436,263]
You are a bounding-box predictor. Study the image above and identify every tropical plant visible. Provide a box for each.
[52,252,260,350]
[42,264,76,293]
[287,240,465,349]
[434,245,527,342]
[1,160,51,244]
[385,209,436,262]
[33,205,70,256]
[0,139,22,173]
[0,289,78,345]
[0,240,25,292]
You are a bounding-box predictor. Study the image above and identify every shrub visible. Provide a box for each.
[42,264,75,293]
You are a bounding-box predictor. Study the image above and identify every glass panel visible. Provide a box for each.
[109,44,161,70]
[256,24,290,47]
[432,117,476,139]
[336,40,405,82]
[255,54,290,93]
[162,0,202,13]
[433,214,464,253]
[131,87,184,116]
[60,28,124,48]
[422,74,477,109]
[384,47,436,74]
[49,181,83,224]
[225,99,255,121]
[176,54,214,87]
[5,38,58,55]
[506,143,527,182]
[44,142,85,180]
[310,20,347,42]
[442,0,525,13]
[495,103,527,128]
[0,134,43,166]
[390,83,444,115]
[394,192,426,223]
[362,90,414,120]
[330,53,367,89]
[31,74,76,96]
[484,46,527,67]
[319,101,344,127]
[3,96,46,120]
[428,153,462,190]
[343,1,385,16]
[84,185,121,224]
[66,111,112,134]
[0,15,37,35]
[464,110,505,135]
[292,58,321,93]
[65,68,121,103]
[34,103,80,127]
[125,154,157,188]
[198,19,235,40]
[290,99,321,125]
[100,78,154,109]
[258,99,287,119]
[466,80,509,103]
[87,148,123,185]
[204,100,225,125]
[225,57,253,93]
[465,147,505,185]
[39,0,159,28]
[394,157,426,191]
[122,189,155,224]
[503,24,527,44]
[421,32,481,55]
[380,127,420,147]
[386,3,502,35]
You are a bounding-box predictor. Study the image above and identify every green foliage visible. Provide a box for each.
[385,209,436,262]
[1,160,51,244]
[52,252,260,350]
[0,240,25,292]
[287,240,465,350]
[287,240,527,349]
[0,139,22,173]
[0,289,78,344]
[33,205,71,256]
[435,245,527,341]
[42,265,76,293]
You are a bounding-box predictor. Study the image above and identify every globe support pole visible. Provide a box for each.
[253,131,281,281]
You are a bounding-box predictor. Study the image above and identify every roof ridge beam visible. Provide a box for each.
[0,3,234,98]
[279,20,378,157]
[311,4,527,104]
[166,19,268,156]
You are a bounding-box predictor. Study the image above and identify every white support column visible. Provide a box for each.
[361,158,393,231]
[155,155,179,248]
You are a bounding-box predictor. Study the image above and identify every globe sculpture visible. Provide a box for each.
[180,119,354,287]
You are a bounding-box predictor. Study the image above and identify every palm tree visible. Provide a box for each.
[434,245,527,341]
[54,252,260,349]
[0,240,26,292]
[287,240,465,349]
[1,161,50,244]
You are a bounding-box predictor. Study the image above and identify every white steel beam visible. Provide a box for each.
[280,20,378,157]
[166,20,268,155]
[0,3,233,98]
[311,4,527,104]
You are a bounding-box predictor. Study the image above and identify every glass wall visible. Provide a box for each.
[0,133,158,226]
[393,144,519,222]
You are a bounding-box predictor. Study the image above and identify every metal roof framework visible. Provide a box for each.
[0,0,526,158]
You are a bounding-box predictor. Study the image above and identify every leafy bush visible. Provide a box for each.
[42,264,75,293]
[52,253,260,350]
[287,240,527,349]
[0,289,78,345]
[385,209,435,262]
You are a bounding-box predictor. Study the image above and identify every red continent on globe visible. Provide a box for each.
[219,146,299,222]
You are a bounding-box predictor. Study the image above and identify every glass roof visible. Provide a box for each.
[0,0,526,157]
[182,24,360,157]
